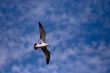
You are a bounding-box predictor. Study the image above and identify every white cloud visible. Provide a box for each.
[0,48,9,68]
[12,64,32,73]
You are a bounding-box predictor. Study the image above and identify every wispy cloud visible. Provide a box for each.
[9,42,110,73]
[0,48,9,69]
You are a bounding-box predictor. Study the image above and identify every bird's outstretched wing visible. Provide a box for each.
[41,47,50,64]
[39,22,46,42]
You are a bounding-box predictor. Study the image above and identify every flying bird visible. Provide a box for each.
[34,22,50,64]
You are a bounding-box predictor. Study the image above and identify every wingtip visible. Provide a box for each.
[39,21,42,27]
[46,60,49,64]
[39,21,41,25]
[46,53,50,65]
[47,62,49,64]
[39,21,40,23]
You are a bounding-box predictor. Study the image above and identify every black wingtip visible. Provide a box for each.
[39,21,42,26]
[46,60,49,64]
[39,22,43,28]
[46,53,50,65]
[39,21,41,24]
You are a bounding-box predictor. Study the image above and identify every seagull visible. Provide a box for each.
[34,22,50,64]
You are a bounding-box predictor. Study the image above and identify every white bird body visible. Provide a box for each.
[35,42,50,48]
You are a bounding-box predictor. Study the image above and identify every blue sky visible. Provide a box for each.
[0,0,110,73]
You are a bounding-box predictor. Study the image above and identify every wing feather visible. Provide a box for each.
[39,22,46,42]
[41,47,50,64]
